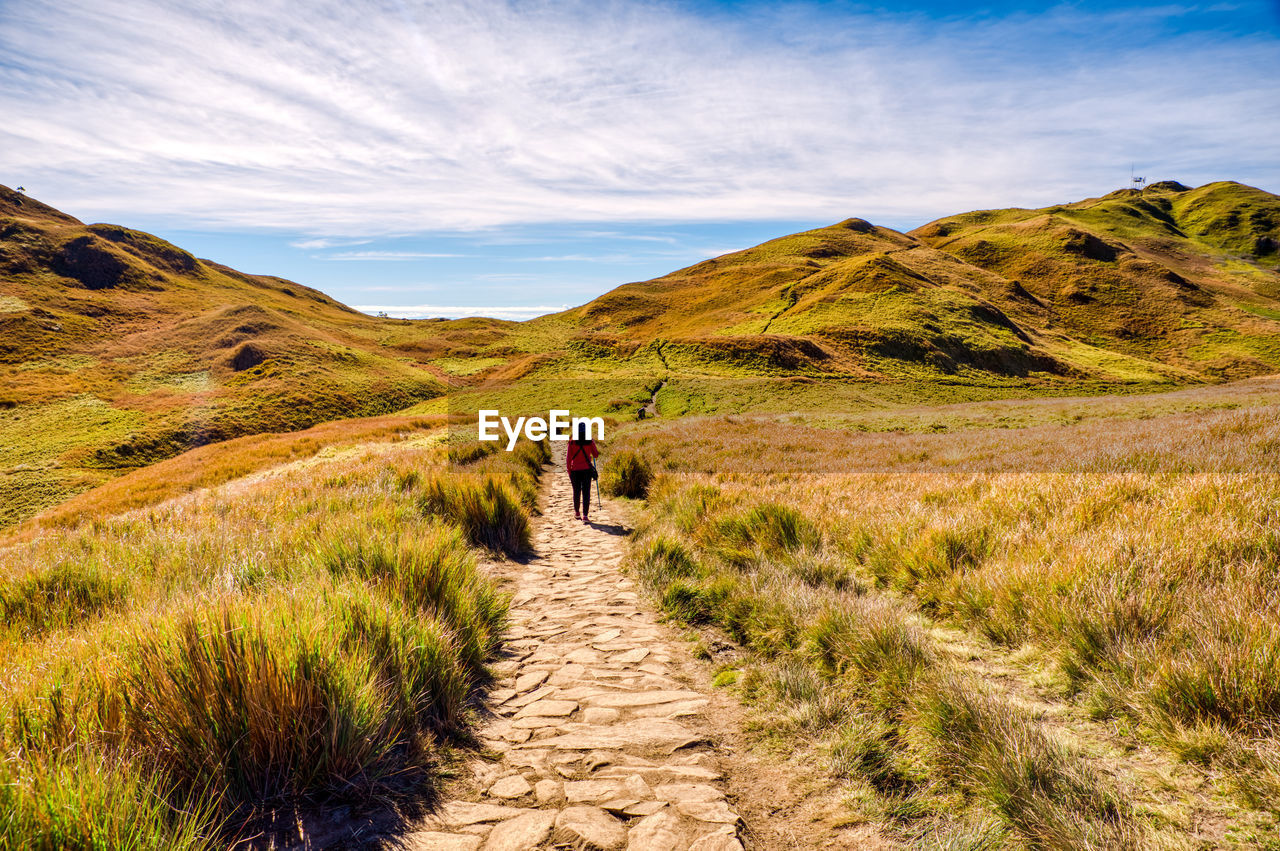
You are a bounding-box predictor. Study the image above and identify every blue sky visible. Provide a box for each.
[2,0,1278,319]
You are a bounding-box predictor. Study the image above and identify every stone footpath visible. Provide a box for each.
[403,451,744,851]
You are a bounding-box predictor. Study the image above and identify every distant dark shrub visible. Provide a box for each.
[229,343,267,372]
[51,236,131,290]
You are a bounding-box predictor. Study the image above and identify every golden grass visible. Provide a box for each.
[0,424,544,846]
[616,377,1280,846]
[8,413,448,539]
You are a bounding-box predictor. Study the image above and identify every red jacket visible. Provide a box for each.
[566,440,599,472]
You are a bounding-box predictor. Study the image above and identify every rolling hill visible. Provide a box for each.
[0,184,503,525]
[537,180,1280,383]
[911,180,1280,378]
[4,180,1280,526]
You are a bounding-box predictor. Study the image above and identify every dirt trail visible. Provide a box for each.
[402,448,746,851]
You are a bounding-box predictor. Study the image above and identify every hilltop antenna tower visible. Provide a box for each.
[1129,166,1145,191]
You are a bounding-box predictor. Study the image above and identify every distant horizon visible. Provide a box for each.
[4,0,1277,317]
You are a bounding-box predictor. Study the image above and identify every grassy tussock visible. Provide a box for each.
[413,437,547,554]
[914,681,1135,849]
[417,475,531,555]
[337,586,478,736]
[807,600,931,691]
[316,521,507,673]
[117,602,399,808]
[1148,619,1280,732]
[113,581,493,809]
[0,562,126,639]
[0,430,538,845]
[601,449,652,498]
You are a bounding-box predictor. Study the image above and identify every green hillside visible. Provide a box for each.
[910,180,1280,379]
[0,185,501,524]
[525,182,1276,383]
[6,181,1280,527]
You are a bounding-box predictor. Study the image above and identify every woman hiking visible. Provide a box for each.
[566,421,600,524]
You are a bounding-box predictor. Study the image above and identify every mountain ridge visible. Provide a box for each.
[536,180,1279,384]
[3,180,1280,526]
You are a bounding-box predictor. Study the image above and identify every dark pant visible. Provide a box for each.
[570,469,593,515]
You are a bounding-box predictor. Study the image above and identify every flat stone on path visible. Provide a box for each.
[401,832,482,851]
[625,811,685,851]
[524,718,705,752]
[548,663,588,685]
[623,775,653,799]
[612,648,650,664]
[505,686,556,709]
[601,797,641,815]
[564,779,622,803]
[582,707,621,724]
[533,779,562,803]
[513,671,549,693]
[633,699,709,719]
[488,774,532,799]
[624,800,668,817]
[553,805,627,850]
[482,810,556,851]
[581,690,705,708]
[430,801,532,827]
[513,699,578,718]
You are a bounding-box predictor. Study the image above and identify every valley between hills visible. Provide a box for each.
[2,181,1280,849]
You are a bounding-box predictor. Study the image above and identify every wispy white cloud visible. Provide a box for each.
[1,0,1276,235]
[355,303,569,320]
[518,253,681,263]
[320,250,467,260]
[290,237,372,249]
[571,230,681,244]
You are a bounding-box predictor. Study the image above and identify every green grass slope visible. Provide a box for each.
[911,180,1280,380]
[0,185,506,525]
[552,218,1072,381]
[480,182,1279,391]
